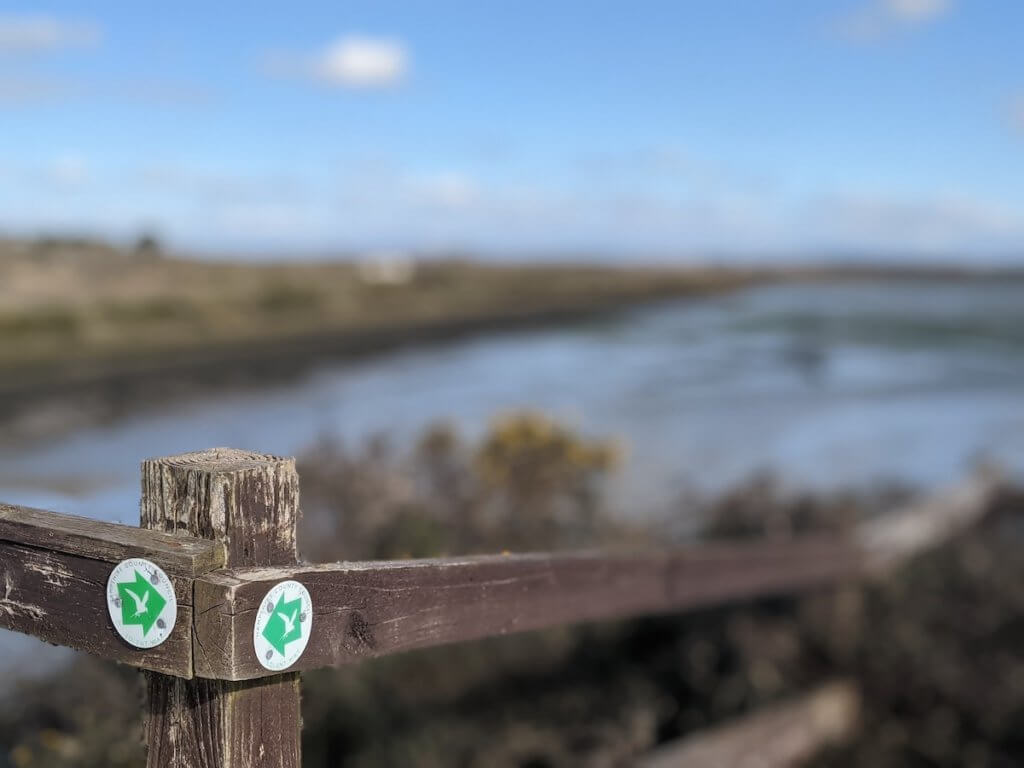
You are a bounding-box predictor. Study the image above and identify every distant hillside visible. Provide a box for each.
[0,238,763,396]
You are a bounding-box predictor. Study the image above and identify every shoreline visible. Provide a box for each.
[3,260,1020,449]
[0,287,722,448]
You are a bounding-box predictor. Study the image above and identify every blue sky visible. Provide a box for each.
[1,0,1023,260]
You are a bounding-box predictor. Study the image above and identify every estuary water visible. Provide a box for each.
[3,277,1023,522]
[2,277,1024,676]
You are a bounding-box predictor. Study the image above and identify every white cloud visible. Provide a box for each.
[0,15,100,54]
[0,76,73,104]
[212,202,326,240]
[48,153,88,188]
[886,0,950,21]
[136,164,303,200]
[802,192,1024,252]
[837,0,951,41]
[0,76,213,108]
[7,149,1024,260]
[311,36,408,88]
[406,172,478,209]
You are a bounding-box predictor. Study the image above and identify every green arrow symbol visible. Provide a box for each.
[116,570,166,636]
[262,593,303,656]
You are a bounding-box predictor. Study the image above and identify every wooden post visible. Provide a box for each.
[140,448,302,768]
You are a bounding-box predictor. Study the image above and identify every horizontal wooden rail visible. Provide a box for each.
[191,472,996,681]
[639,680,861,768]
[857,472,995,572]
[0,503,226,575]
[193,536,862,680]
[0,470,997,683]
[0,503,224,677]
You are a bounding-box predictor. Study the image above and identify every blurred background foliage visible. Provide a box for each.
[2,415,1022,768]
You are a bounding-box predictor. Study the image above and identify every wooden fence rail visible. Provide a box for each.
[0,448,997,767]
[640,680,861,768]
[0,502,222,677]
[193,536,861,681]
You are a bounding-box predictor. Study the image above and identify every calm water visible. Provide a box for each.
[2,277,1024,674]
[3,278,1024,521]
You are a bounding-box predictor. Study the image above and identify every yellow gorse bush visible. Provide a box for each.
[476,412,621,490]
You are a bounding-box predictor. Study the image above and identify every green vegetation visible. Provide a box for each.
[0,308,81,339]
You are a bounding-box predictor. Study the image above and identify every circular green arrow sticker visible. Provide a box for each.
[253,580,312,671]
[106,558,177,648]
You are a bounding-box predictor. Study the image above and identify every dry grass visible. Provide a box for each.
[0,239,756,371]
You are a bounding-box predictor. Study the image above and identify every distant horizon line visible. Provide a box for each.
[2,230,1023,271]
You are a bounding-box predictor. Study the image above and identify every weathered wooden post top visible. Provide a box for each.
[0,447,995,767]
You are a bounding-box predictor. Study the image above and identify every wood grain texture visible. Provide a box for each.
[0,539,195,676]
[195,535,863,681]
[140,448,299,566]
[0,502,224,576]
[141,448,302,768]
[639,680,860,768]
[194,473,996,682]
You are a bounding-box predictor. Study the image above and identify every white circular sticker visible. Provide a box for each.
[106,558,177,649]
[253,580,313,671]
